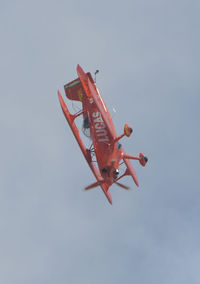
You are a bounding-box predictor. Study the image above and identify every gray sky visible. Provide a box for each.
[1,0,200,283]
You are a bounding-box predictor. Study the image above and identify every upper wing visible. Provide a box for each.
[77,64,117,140]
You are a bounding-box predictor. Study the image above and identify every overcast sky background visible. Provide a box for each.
[1,0,200,283]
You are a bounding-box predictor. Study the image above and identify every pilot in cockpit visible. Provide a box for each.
[83,115,90,129]
[82,115,90,138]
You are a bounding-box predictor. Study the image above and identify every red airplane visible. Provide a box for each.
[58,65,148,204]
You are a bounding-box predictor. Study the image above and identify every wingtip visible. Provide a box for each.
[57,89,62,98]
[57,90,65,107]
[76,64,82,73]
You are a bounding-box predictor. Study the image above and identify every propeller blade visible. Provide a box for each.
[84,181,101,190]
[115,182,130,190]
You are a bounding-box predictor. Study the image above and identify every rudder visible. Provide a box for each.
[64,77,86,102]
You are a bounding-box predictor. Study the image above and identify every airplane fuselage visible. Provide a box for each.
[82,95,123,185]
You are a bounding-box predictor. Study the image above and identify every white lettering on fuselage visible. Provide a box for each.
[92,112,109,142]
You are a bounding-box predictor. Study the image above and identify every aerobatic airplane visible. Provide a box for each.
[58,65,148,204]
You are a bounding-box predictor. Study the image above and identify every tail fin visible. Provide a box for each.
[64,77,86,102]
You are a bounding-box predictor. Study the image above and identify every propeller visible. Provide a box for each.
[84,181,101,190]
[114,181,130,190]
[84,176,130,191]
